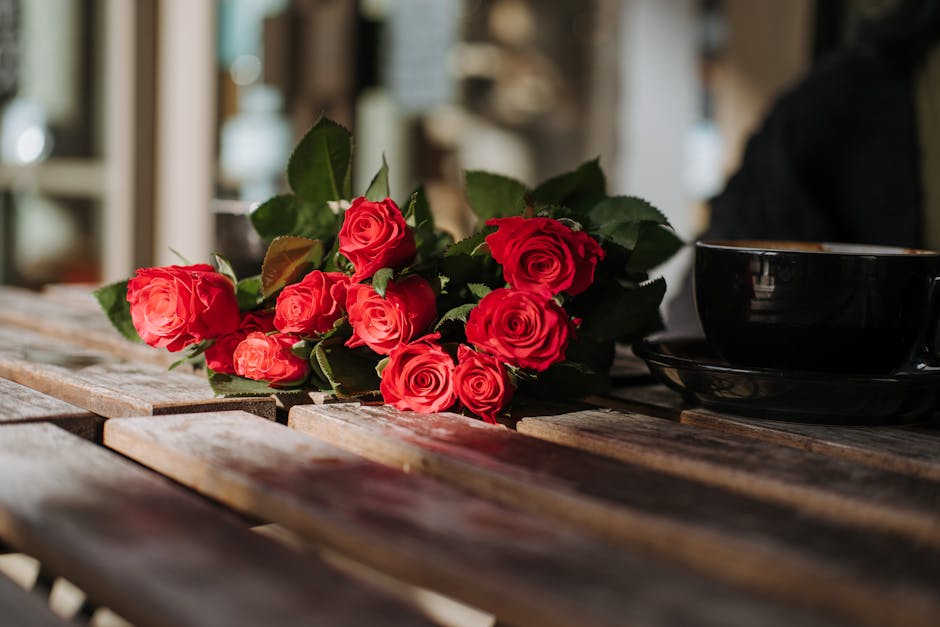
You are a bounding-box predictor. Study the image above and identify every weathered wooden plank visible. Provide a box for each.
[515,408,940,544]
[0,571,71,627]
[682,408,940,482]
[103,411,842,627]
[0,286,176,367]
[0,326,273,419]
[0,423,430,627]
[0,378,102,440]
[289,403,940,627]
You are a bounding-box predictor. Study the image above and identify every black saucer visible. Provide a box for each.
[633,338,940,425]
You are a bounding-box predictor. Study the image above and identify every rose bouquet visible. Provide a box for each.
[96,118,681,423]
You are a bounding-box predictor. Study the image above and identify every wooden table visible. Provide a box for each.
[0,286,938,626]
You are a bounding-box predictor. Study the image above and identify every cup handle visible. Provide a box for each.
[897,275,940,373]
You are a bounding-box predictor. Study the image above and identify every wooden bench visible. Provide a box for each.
[2,287,940,626]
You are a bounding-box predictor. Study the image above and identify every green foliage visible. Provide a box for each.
[235,275,263,309]
[365,155,389,201]
[626,224,684,272]
[575,277,667,342]
[371,268,394,298]
[521,361,609,401]
[93,280,142,343]
[531,159,606,213]
[249,194,341,244]
[260,236,324,299]
[312,338,381,397]
[211,253,238,288]
[287,117,353,204]
[207,369,286,397]
[434,303,476,330]
[588,196,667,249]
[464,171,527,221]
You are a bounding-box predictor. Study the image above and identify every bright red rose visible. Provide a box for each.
[127,264,240,352]
[346,275,437,355]
[454,345,515,423]
[380,334,456,413]
[274,271,349,336]
[465,288,571,372]
[486,216,605,296]
[205,311,276,375]
[339,196,417,282]
[233,331,309,386]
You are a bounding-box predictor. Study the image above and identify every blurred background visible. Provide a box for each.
[0,0,892,318]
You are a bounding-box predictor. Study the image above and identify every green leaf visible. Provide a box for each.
[372,267,394,298]
[531,159,606,213]
[212,253,238,288]
[522,361,609,401]
[588,196,669,249]
[261,236,325,299]
[207,369,286,396]
[312,338,381,398]
[467,283,491,299]
[576,277,667,342]
[290,339,314,360]
[365,155,389,201]
[250,194,341,244]
[445,229,492,257]
[93,280,143,343]
[404,186,433,229]
[287,117,353,204]
[464,171,526,221]
[236,275,263,309]
[168,340,211,371]
[434,303,476,330]
[627,224,684,271]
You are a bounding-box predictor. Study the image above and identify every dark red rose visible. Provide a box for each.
[454,345,514,423]
[486,216,605,296]
[274,270,349,336]
[339,196,417,282]
[127,264,240,351]
[380,334,456,413]
[465,288,571,372]
[205,311,276,375]
[233,331,309,386]
[346,275,437,355]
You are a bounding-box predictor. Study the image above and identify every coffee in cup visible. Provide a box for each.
[694,240,940,373]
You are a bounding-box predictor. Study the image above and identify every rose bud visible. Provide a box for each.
[454,345,515,423]
[205,310,276,375]
[380,334,456,413]
[233,331,309,386]
[339,196,417,282]
[465,288,572,372]
[346,275,437,355]
[127,264,240,351]
[274,270,349,336]
[486,216,605,296]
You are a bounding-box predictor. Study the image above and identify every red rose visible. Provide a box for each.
[346,275,437,355]
[339,196,417,282]
[465,288,571,372]
[205,311,276,374]
[486,216,605,296]
[454,345,515,423]
[233,331,309,386]
[274,271,349,336]
[127,264,240,351]
[380,334,456,413]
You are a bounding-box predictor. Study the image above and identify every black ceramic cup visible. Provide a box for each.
[694,240,940,374]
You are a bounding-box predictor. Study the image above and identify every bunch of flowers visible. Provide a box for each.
[96,118,680,423]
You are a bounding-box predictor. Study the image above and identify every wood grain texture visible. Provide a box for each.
[682,408,940,481]
[0,571,70,627]
[103,411,841,627]
[0,326,273,419]
[0,423,430,627]
[0,286,177,367]
[0,377,101,438]
[289,403,940,627]
[515,408,940,545]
